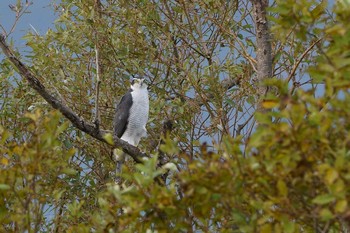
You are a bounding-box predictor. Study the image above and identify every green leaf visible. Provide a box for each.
[62,168,77,176]
[281,215,295,233]
[312,194,335,205]
[320,208,333,221]
[0,184,10,190]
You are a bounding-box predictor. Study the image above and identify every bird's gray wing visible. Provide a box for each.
[113,90,133,138]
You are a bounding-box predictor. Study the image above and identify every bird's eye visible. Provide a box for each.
[131,78,137,85]
[131,78,144,86]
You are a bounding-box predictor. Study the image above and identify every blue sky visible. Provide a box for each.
[0,1,57,46]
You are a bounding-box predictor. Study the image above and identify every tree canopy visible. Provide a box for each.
[1,0,350,232]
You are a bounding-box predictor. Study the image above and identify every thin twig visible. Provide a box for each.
[287,37,323,84]
[94,44,101,128]
[6,3,32,38]
[236,113,254,136]
[93,0,102,128]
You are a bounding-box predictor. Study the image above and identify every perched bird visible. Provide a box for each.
[113,78,149,175]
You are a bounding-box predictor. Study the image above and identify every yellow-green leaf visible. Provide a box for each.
[0,184,10,190]
[335,199,348,213]
[260,223,272,233]
[103,133,114,145]
[320,208,333,221]
[277,179,288,197]
[312,194,335,205]
[1,157,9,165]
[325,168,338,184]
[262,99,278,109]
[62,168,77,176]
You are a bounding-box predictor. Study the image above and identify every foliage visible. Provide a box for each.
[0,110,75,232]
[1,0,350,232]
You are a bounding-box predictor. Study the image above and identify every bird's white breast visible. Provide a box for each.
[121,87,149,146]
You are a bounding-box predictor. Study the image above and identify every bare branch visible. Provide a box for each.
[287,37,323,83]
[5,3,32,38]
[0,34,148,163]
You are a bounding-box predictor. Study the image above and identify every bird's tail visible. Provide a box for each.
[113,149,126,184]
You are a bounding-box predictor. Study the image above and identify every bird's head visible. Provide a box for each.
[131,78,148,90]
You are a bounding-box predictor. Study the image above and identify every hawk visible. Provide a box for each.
[113,78,149,173]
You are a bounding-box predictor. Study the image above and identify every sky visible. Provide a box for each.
[0,1,58,47]
[0,0,336,46]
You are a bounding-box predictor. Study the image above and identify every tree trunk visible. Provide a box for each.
[251,0,272,114]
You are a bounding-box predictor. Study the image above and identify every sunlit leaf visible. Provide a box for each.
[319,208,333,221]
[0,184,10,190]
[312,194,336,205]
[335,199,348,213]
[103,133,114,145]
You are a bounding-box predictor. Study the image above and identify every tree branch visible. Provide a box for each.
[0,34,148,163]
